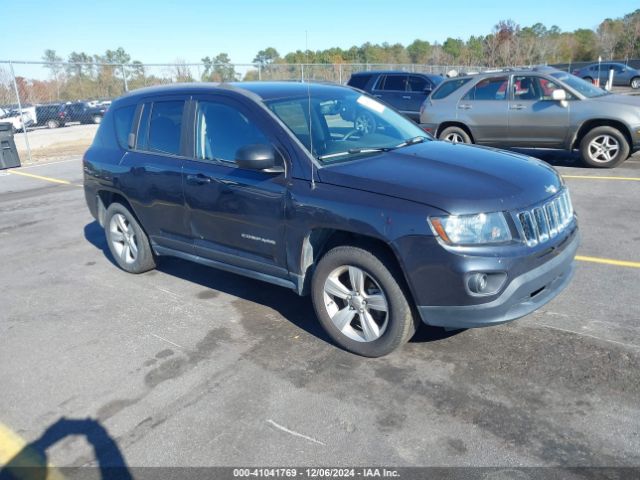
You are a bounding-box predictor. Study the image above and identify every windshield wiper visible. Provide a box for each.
[317,136,428,160]
[392,135,428,149]
[317,147,390,160]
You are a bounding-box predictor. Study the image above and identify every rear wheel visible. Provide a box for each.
[92,115,102,124]
[46,119,59,129]
[631,77,640,89]
[354,111,376,135]
[439,126,472,144]
[311,246,417,357]
[104,203,156,273]
[579,126,629,168]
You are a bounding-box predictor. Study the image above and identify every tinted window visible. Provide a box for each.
[146,101,184,155]
[113,105,136,149]
[379,75,407,91]
[464,77,508,101]
[431,78,472,100]
[348,74,372,90]
[407,75,429,92]
[196,101,269,163]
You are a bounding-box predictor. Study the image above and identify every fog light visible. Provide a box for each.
[466,272,507,296]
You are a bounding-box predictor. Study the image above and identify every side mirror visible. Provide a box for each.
[551,89,566,101]
[235,144,282,172]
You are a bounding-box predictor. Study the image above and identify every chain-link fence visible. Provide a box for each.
[0,60,489,163]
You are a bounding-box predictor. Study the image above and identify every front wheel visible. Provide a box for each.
[311,246,417,357]
[631,77,640,89]
[46,119,59,129]
[438,126,472,144]
[104,203,156,273]
[579,126,629,168]
[92,115,102,124]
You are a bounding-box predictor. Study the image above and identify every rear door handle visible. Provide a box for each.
[510,104,527,110]
[186,173,212,185]
[458,104,472,110]
[402,95,411,99]
[374,94,382,98]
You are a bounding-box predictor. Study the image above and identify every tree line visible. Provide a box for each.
[2,8,639,105]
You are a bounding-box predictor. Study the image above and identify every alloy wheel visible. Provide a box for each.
[445,132,464,143]
[109,213,138,264]
[323,265,389,342]
[587,135,620,164]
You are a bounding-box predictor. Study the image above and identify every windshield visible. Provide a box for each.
[550,72,609,98]
[265,89,430,164]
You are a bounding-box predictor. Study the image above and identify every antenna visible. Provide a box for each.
[306,30,316,190]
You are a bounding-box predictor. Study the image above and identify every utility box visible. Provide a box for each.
[0,122,21,169]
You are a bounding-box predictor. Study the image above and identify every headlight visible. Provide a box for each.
[428,212,512,245]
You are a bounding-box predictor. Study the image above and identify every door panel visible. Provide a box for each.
[120,99,190,251]
[371,74,409,113]
[183,96,288,276]
[457,76,510,145]
[508,76,570,147]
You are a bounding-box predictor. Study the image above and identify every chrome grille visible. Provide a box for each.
[517,190,574,247]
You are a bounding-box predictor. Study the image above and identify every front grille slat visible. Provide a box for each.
[516,190,574,247]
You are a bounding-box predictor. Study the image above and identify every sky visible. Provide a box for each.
[1,0,637,67]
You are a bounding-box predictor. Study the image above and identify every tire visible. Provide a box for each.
[579,126,630,168]
[631,77,640,89]
[438,126,472,144]
[46,119,59,129]
[311,246,418,357]
[104,202,156,274]
[92,115,102,124]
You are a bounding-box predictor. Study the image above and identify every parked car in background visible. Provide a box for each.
[420,67,640,168]
[573,62,640,89]
[35,104,68,128]
[0,108,35,132]
[347,71,443,122]
[65,101,107,124]
[84,81,578,357]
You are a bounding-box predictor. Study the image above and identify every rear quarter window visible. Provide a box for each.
[348,74,373,90]
[431,78,472,100]
[113,105,136,149]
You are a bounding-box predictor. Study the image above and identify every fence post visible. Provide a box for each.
[121,64,128,92]
[9,61,32,164]
[258,64,262,81]
[301,64,304,82]
[339,64,342,84]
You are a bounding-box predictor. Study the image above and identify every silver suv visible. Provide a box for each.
[420,67,640,168]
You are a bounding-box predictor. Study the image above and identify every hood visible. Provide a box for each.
[317,141,562,215]
[590,93,640,107]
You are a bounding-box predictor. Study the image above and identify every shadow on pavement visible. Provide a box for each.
[0,417,132,480]
[84,221,461,348]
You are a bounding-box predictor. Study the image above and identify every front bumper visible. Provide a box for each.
[417,230,579,329]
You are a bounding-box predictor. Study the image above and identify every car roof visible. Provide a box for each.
[449,66,563,81]
[351,70,441,78]
[116,81,354,105]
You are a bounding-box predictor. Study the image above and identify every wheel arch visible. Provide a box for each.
[571,119,633,151]
[436,121,475,143]
[297,228,417,307]
[96,189,141,228]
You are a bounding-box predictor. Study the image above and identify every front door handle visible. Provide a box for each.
[374,94,382,98]
[402,95,411,99]
[458,104,472,110]
[510,104,527,110]
[186,173,212,185]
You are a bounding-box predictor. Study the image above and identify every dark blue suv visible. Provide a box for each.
[83,82,579,357]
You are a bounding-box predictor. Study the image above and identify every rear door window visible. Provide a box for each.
[378,75,408,91]
[143,100,185,155]
[463,76,509,101]
[431,78,472,99]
